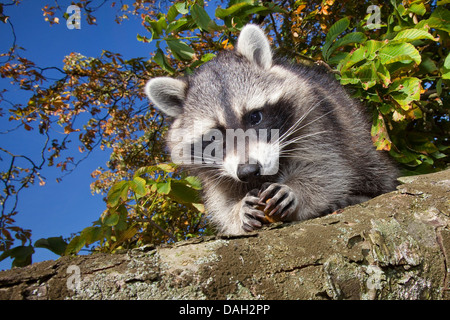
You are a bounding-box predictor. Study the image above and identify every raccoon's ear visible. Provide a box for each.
[236,24,272,70]
[145,77,186,118]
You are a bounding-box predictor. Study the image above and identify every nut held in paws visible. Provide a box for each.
[254,199,281,224]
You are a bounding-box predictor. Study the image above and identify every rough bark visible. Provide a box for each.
[0,169,449,300]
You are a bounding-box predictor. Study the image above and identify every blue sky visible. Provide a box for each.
[0,0,157,269]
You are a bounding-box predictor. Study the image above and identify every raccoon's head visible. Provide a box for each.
[145,25,311,184]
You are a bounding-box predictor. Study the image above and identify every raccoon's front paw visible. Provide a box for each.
[240,189,266,232]
[258,183,298,221]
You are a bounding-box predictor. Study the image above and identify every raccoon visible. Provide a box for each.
[145,24,399,235]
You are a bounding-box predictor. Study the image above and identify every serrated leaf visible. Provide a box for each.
[166,3,179,22]
[107,181,130,207]
[338,40,384,73]
[166,17,189,34]
[154,48,175,74]
[167,39,195,61]
[149,16,167,38]
[408,2,426,15]
[133,166,158,178]
[355,61,378,89]
[215,1,253,19]
[415,7,450,33]
[322,17,350,59]
[392,28,437,43]
[191,3,212,31]
[388,77,421,108]
[375,60,391,87]
[325,32,367,60]
[371,113,392,151]
[157,163,175,172]
[131,176,147,196]
[379,42,421,65]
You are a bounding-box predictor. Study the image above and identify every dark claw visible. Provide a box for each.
[257,183,298,220]
[240,188,266,232]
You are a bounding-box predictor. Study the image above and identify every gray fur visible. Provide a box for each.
[145,24,399,235]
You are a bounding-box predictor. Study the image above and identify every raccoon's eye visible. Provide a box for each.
[249,110,263,126]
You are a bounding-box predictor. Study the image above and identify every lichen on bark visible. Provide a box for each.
[0,169,449,300]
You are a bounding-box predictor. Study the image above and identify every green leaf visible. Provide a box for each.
[174,2,189,15]
[34,236,67,256]
[243,2,286,16]
[371,113,391,151]
[103,213,119,227]
[338,40,385,73]
[388,77,421,109]
[114,204,129,231]
[131,176,147,196]
[443,53,450,79]
[157,163,176,172]
[444,53,450,69]
[167,39,195,61]
[114,226,138,248]
[418,56,438,74]
[0,245,34,268]
[415,7,450,33]
[408,2,426,16]
[156,180,171,194]
[391,28,437,43]
[154,48,175,74]
[322,17,350,59]
[149,16,167,38]
[355,61,378,90]
[169,180,201,204]
[167,3,180,22]
[325,32,367,60]
[107,181,130,207]
[184,176,202,190]
[191,3,212,31]
[81,226,103,245]
[166,17,189,34]
[379,42,421,65]
[133,165,158,178]
[373,59,391,87]
[215,1,253,19]
[65,235,86,255]
[137,33,152,43]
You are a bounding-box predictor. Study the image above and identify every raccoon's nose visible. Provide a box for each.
[237,163,261,182]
